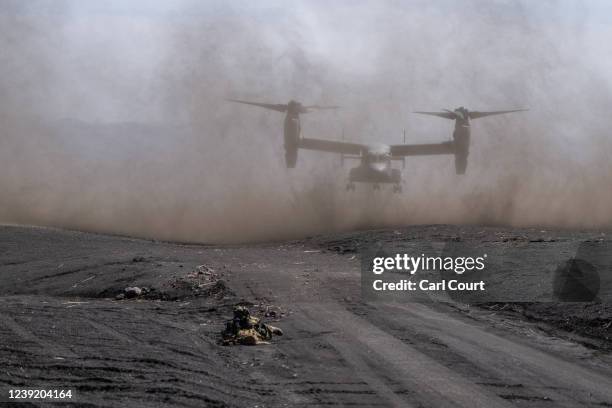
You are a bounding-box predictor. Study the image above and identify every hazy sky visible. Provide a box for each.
[4,0,612,22]
[2,0,611,122]
[2,0,612,242]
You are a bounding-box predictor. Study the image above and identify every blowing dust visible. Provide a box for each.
[1,1,611,243]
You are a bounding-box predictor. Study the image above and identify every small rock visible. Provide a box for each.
[124,287,142,298]
[132,256,146,263]
[115,293,125,300]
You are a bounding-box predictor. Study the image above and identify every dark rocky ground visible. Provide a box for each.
[307,226,612,347]
[0,224,611,407]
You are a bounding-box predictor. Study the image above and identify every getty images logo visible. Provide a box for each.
[363,239,608,303]
[371,253,487,275]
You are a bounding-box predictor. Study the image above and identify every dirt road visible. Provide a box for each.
[0,225,610,407]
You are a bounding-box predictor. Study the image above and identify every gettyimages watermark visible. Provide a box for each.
[361,240,610,303]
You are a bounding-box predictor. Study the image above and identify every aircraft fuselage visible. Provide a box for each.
[348,144,401,186]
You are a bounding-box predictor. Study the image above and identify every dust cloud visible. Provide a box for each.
[1,0,611,243]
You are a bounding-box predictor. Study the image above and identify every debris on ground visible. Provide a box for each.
[164,264,229,299]
[115,286,151,300]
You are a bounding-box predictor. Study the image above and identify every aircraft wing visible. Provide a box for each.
[390,142,455,157]
[468,109,528,119]
[299,137,365,155]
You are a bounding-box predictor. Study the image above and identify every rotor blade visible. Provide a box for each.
[304,105,340,110]
[468,108,528,119]
[413,111,456,120]
[300,105,340,114]
[227,99,288,113]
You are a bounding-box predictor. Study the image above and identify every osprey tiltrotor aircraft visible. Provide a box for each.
[229,99,526,192]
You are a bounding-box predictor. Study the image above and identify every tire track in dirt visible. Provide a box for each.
[377,302,612,407]
[294,302,515,408]
[0,312,78,359]
[271,322,403,406]
[0,298,282,407]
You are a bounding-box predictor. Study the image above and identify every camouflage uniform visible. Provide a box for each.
[222,306,283,345]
